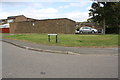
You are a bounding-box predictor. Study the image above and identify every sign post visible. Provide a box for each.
[48,34,58,43]
[56,34,58,43]
[48,35,50,42]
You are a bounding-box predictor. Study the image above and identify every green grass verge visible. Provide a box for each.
[4,34,119,47]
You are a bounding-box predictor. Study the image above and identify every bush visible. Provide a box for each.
[106,27,120,34]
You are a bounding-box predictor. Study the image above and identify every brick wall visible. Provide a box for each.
[10,18,76,34]
[15,16,27,22]
[10,22,17,33]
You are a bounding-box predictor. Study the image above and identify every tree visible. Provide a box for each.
[89,2,120,34]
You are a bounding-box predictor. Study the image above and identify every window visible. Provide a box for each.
[7,19,14,23]
[82,27,85,29]
[86,27,91,29]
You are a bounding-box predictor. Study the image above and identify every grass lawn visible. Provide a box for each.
[4,34,119,47]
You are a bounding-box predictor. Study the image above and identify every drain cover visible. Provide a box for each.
[40,72,46,75]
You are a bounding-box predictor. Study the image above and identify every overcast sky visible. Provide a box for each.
[0,0,93,22]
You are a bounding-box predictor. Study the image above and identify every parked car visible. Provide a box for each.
[75,29,80,34]
[79,27,98,34]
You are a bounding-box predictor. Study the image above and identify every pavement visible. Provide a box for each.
[1,36,118,56]
[2,41,118,78]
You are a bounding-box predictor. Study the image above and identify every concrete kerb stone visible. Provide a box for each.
[1,39,80,55]
[67,51,80,55]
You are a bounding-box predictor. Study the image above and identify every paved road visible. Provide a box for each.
[2,41,118,78]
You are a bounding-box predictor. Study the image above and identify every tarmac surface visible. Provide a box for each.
[2,41,118,78]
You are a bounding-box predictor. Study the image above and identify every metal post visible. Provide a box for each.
[48,35,50,42]
[56,35,58,43]
[103,18,106,35]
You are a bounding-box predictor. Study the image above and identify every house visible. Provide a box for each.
[10,18,76,34]
[0,15,38,25]
[27,18,38,21]
[76,22,96,28]
[0,19,7,25]
[0,15,38,33]
[0,23,9,33]
[7,15,38,23]
[0,19,9,33]
[7,15,27,23]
